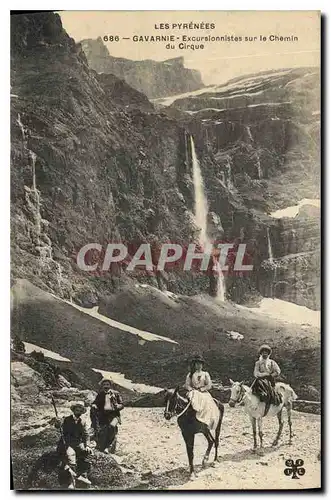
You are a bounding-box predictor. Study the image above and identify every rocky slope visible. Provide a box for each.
[11,279,320,397]
[80,37,204,98]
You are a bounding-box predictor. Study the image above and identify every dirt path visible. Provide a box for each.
[11,404,321,490]
[116,406,321,490]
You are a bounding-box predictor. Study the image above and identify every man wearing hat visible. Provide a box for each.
[57,401,92,489]
[91,378,124,454]
[252,345,281,406]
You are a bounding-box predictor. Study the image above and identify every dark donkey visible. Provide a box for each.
[164,386,224,479]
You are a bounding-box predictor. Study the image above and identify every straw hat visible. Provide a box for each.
[99,377,113,387]
[258,344,272,355]
[190,354,205,364]
[70,400,86,412]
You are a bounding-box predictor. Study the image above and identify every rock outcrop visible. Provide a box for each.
[80,38,204,98]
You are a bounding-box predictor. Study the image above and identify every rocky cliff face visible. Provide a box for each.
[80,37,204,98]
[159,68,320,309]
[11,13,204,303]
[11,12,320,310]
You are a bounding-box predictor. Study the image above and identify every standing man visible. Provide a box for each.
[91,378,124,454]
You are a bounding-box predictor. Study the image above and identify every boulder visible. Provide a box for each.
[11,361,47,401]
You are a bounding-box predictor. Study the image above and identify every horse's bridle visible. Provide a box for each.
[229,384,246,406]
[164,394,190,419]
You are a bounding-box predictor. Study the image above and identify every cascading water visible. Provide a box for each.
[30,150,37,191]
[245,125,254,142]
[214,259,225,302]
[267,227,274,262]
[246,125,262,179]
[226,158,233,189]
[184,132,189,167]
[17,113,26,142]
[256,157,262,179]
[190,135,225,301]
[191,135,209,248]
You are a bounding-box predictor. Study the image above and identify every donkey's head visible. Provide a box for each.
[228,379,245,407]
[164,386,180,420]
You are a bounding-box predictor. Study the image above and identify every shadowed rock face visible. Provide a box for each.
[163,68,320,309]
[80,38,204,99]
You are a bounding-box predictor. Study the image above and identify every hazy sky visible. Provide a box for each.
[60,11,320,85]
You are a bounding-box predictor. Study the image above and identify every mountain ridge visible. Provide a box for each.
[80,37,204,98]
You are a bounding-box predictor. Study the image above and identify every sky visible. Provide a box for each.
[59,11,320,85]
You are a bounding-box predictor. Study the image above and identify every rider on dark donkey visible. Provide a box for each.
[252,345,282,407]
[185,354,219,431]
[91,378,124,454]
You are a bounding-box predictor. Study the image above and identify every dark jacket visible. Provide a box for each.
[93,390,124,413]
[60,415,89,449]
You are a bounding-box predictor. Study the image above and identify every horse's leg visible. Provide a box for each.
[214,405,224,462]
[286,402,294,445]
[250,416,257,451]
[214,416,222,461]
[272,408,284,446]
[182,431,195,478]
[202,429,214,467]
[257,417,263,448]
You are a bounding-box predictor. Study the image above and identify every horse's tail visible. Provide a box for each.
[280,383,298,404]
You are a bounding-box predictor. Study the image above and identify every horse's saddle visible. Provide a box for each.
[213,398,224,411]
[253,379,283,416]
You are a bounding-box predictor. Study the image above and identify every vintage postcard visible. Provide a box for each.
[10,10,321,490]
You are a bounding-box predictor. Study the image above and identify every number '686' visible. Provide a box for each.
[103,35,120,42]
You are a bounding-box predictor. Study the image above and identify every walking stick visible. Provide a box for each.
[51,394,66,446]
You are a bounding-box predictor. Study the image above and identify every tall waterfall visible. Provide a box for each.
[190,135,225,301]
[267,227,274,262]
[191,135,209,248]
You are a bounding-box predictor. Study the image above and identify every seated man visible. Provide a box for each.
[252,345,282,407]
[91,378,124,454]
[56,401,92,489]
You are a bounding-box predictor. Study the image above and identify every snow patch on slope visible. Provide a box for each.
[92,368,163,394]
[23,342,71,362]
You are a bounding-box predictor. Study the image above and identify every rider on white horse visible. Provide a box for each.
[252,344,282,407]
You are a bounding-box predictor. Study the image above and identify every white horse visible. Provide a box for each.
[228,379,297,450]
